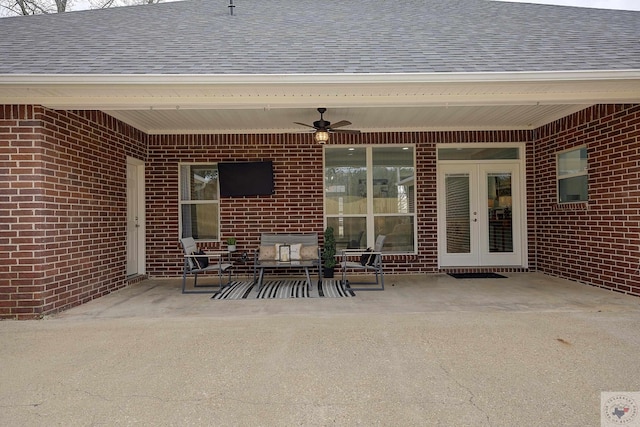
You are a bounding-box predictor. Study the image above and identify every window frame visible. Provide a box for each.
[178,163,221,242]
[323,145,417,254]
[556,146,588,204]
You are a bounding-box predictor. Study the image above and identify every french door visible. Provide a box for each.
[438,163,523,267]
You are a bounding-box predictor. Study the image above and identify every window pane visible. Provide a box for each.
[326,217,367,251]
[325,148,367,215]
[557,147,588,202]
[181,204,219,240]
[372,147,415,214]
[559,176,588,202]
[558,148,587,176]
[375,216,414,252]
[438,147,519,160]
[180,165,219,201]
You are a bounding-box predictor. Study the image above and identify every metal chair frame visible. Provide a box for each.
[340,235,386,291]
[180,237,233,294]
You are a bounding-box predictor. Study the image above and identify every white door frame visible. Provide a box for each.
[436,143,528,268]
[126,157,146,276]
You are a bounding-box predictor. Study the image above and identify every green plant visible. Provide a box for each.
[226,237,236,245]
[323,226,336,269]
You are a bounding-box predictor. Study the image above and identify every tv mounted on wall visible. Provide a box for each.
[218,161,275,197]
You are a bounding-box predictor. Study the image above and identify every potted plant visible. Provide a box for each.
[322,226,337,278]
[226,237,237,253]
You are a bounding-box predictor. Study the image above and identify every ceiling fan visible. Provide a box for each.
[294,107,361,143]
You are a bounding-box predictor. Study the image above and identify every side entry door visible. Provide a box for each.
[126,159,145,276]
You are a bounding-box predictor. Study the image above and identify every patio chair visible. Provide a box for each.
[347,230,365,249]
[180,237,233,294]
[340,235,386,291]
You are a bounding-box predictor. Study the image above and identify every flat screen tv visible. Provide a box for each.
[218,161,274,197]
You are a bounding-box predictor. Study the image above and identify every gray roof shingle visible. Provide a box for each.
[0,0,638,74]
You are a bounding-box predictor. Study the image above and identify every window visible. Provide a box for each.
[438,147,519,160]
[557,147,588,203]
[179,164,220,241]
[324,146,416,253]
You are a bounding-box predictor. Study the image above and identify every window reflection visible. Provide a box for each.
[325,146,416,253]
[487,173,513,253]
[179,164,220,241]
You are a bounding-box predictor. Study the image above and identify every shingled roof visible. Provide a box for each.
[1,0,639,75]
[1,0,639,134]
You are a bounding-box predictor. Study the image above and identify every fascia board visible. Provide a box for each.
[1,70,639,110]
[1,70,640,85]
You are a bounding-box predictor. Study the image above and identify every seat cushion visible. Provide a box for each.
[342,260,377,270]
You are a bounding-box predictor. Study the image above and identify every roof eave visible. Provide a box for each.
[2,69,640,85]
[2,69,639,111]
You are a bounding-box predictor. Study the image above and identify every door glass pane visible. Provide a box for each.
[372,147,415,214]
[487,173,513,253]
[325,148,367,215]
[445,173,470,253]
[326,216,367,251]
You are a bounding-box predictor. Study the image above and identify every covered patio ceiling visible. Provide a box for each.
[2,70,640,135]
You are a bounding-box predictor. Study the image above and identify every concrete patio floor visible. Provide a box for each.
[1,273,639,426]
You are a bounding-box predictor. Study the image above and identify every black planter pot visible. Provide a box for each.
[323,267,335,279]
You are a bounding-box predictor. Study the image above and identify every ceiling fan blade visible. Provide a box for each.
[328,120,352,129]
[294,122,316,129]
[331,129,361,134]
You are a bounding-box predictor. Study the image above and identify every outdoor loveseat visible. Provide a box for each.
[253,233,322,291]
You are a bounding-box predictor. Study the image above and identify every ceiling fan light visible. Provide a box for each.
[314,130,329,144]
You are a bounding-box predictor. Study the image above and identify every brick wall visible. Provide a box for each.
[146,130,531,278]
[146,133,325,276]
[0,106,146,319]
[4,102,637,318]
[534,105,640,296]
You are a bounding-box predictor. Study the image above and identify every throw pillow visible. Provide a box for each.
[300,245,318,260]
[258,245,276,261]
[360,248,375,266]
[290,243,302,260]
[275,243,286,260]
[193,249,209,269]
[275,243,298,261]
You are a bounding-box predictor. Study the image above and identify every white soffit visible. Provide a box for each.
[1,71,639,134]
[104,105,590,134]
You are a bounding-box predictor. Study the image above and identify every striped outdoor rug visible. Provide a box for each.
[211,279,355,300]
